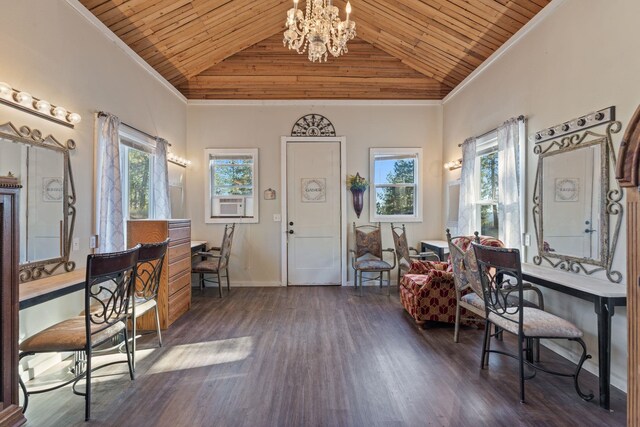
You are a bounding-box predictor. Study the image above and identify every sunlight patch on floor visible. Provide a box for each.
[147,336,254,374]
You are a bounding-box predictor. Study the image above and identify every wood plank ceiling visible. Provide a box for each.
[80,0,550,99]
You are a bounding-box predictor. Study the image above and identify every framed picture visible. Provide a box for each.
[554,178,579,202]
[42,177,64,202]
[301,178,326,203]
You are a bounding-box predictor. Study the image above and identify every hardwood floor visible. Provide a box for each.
[23,287,626,426]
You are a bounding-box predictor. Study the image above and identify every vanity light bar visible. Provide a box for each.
[444,159,462,170]
[533,106,615,144]
[167,152,191,168]
[0,81,81,129]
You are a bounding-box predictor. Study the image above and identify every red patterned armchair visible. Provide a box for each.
[399,234,504,325]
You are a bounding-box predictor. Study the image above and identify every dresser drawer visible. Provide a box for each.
[168,256,191,279]
[168,285,191,325]
[168,270,191,296]
[168,241,190,262]
[168,226,190,244]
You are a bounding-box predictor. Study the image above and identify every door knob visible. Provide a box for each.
[289,230,294,234]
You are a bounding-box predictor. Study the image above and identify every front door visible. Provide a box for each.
[286,142,341,285]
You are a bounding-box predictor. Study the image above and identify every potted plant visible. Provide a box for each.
[347,173,368,218]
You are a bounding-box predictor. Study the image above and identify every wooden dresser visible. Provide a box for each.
[127,219,191,329]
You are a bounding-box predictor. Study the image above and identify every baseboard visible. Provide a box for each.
[541,340,626,393]
[198,281,284,288]
[20,352,70,381]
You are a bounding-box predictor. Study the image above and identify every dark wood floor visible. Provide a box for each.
[24,287,626,426]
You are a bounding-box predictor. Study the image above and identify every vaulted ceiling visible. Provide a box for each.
[80,0,550,99]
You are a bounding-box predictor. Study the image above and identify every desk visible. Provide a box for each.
[191,240,207,253]
[20,269,86,310]
[521,263,626,410]
[420,240,449,261]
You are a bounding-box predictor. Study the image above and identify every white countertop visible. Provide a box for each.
[521,263,626,298]
[420,240,449,249]
[191,240,207,248]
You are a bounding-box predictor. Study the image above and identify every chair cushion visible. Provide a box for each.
[355,228,382,258]
[354,259,392,271]
[461,292,485,310]
[192,259,220,273]
[132,297,157,317]
[488,307,583,338]
[20,317,126,353]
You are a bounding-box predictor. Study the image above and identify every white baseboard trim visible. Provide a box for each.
[198,281,284,288]
[541,340,626,394]
[20,352,71,381]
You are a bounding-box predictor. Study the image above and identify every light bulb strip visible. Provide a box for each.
[167,152,191,168]
[444,159,462,171]
[532,106,614,144]
[0,81,81,129]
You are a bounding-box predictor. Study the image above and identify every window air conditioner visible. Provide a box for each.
[215,197,245,217]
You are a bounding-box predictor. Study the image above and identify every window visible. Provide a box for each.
[119,129,156,220]
[205,148,258,224]
[369,148,422,222]
[475,134,499,237]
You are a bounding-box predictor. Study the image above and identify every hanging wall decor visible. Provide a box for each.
[291,114,336,137]
[347,173,368,218]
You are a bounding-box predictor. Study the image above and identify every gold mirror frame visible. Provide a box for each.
[0,122,76,282]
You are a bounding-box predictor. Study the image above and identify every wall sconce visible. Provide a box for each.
[0,81,81,128]
[167,152,191,168]
[444,159,462,171]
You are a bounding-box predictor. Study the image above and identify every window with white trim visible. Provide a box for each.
[369,148,422,222]
[119,129,156,220]
[205,148,258,224]
[475,133,499,237]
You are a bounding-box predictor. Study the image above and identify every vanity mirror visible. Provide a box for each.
[0,122,76,282]
[533,113,622,283]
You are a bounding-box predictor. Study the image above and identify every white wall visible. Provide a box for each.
[442,0,640,391]
[0,0,186,369]
[187,103,443,285]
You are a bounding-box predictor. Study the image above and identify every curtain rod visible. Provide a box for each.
[97,111,171,146]
[457,115,525,147]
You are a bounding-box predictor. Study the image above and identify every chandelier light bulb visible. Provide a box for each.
[346,1,351,15]
[52,106,67,119]
[34,99,51,112]
[67,112,82,124]
[0,82,11,97]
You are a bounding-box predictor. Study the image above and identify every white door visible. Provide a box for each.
[286,142,341,285]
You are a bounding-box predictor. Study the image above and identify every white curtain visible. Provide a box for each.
[153,138,171,219]
[458,137,477,235]
[497,117,523,248]
[96,113,124,253]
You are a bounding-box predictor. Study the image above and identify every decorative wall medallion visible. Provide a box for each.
[42,177,64,202]
[301,178,326,202]
[291,114,336,137]
[554,178,579,202]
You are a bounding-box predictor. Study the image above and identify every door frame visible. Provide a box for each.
[280,136,347,286]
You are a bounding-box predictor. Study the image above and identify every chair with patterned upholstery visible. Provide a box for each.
[391,223,439,288]
[472,242,593,403]
[192,224,236,298]
[18,246,139,421]
[398,232,504,326]
[350,223,396,296]
[448,230,544,356]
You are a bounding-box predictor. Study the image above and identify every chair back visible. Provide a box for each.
[391,223,410,269]
[218,224,236,270]
[85,245,140,341]
[134,239,170,302]
[472,243,524,331]
[353,222,382,259]
[446,229,481,293]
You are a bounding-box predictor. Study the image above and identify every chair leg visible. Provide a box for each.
[131,314,136,371]
[481,319,490,369]
[226,268,230,292]
[217,272,222,298]
[573,338,595,401]
[454,301,461,343]
[85,347,92,421]
[122,328,135,381]
[518,335,525,403]
[360,271,364,297]
[387,271,391,296]
[199,273,204,291]
[154,305,163,347]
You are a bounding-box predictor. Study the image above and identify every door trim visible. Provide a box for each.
[280,136,347,286]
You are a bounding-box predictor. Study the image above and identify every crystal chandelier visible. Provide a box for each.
[283,0,356,62]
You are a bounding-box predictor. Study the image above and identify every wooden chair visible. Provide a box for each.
[192,224,236,297]
[18,246,139,421]
[391,223,439,288]
[472,243,593,403]
[130,239,169,370]
[350,223,395,296]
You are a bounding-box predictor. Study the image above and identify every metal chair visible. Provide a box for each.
[472,242,593,403]
[391,223,439,288]
[18,246,139,421]
[350,222,395,296]
[192,224,235,297]
[130,239,169,370]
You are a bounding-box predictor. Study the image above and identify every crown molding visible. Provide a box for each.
[64,0,187,104]
[187,99,442,107]
[442,0,567,105]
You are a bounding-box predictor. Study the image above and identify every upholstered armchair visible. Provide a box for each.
[398,233,503,325]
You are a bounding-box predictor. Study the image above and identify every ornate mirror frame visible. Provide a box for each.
[0,122,76,282]
[532,120,623,283]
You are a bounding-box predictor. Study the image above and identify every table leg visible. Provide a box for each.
[595,297,614,410]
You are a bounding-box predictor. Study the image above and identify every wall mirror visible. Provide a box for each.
[0,122,76,282]
[533,120,622,282]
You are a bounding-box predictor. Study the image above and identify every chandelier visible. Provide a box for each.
[283,0,356,62]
